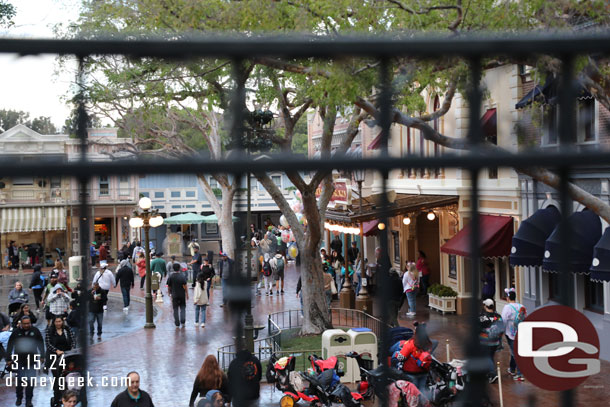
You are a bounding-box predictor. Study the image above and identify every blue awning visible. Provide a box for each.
[543,210,601,274]
[515,75,593,109]
[591,228,610,282]
[510,206,561,267]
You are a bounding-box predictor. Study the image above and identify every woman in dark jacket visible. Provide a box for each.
[46,316,76,405]
[29,265,45,309]
[12,303,38,328]
[189,355,230,407]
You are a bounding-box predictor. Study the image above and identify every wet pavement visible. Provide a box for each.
[0,262,607,407]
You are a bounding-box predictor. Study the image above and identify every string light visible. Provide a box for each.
[378,222,386,230]
[427,211,436,221]
[403,217,411,225]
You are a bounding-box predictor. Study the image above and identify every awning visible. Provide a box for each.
[0,207,66,233]
[591,228,610,282]
[363,220,379,236]
[441,215,514,258]
[543,210,601,274]
[367,132,383,150]
[202,214,239,223]
[163,213,207,225]
[481,108,497,136]
[510,206,561,267]
[515,75,593,109]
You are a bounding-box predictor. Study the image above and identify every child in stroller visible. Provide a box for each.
[50,350,84,407]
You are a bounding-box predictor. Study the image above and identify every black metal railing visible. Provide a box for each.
[2,32,609,407]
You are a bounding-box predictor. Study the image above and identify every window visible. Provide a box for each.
[209,178,218,189]
[250,177,258,190]
[154,191,164,199]
[140,191,150,198]
[51,177,62,189]
[12,177,33,186]
[543,105,559,146]
[548,272,561,302]
[483,108,498,179]
[578,99,595,142]
[99,176,109,196]
[584,275,604,313]
[171,205,181,209]
[271,175,282,188]
[119,175,129,195]
[171,191,181,198]
[185,204,195,208]
[186,191,196,198]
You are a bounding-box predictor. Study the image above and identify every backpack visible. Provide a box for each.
[262,260,272,276]
[275,257,284,273]
[486,317,505,342]
[509,304,527,337]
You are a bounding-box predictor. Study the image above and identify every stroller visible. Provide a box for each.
[7,302,24,325]
[50,350,85,407]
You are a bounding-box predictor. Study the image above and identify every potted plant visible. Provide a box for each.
[427,283,457,314]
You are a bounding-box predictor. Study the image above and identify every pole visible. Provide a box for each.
[144,217,155,329]
[358,180,363,215]
[244,174,254,353]
[497,362,504,407]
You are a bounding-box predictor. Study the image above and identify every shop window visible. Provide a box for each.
[548,272,562,302]
[99,176,109,196]
[584,274,604,313]
[392,231,400,263]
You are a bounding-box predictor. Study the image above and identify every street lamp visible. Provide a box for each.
[353,167,365,215]
[129,196,164,328]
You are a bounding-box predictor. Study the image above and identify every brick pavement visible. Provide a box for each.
[0,262,607,406]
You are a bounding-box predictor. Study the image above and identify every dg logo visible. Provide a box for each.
[514,305,601,391]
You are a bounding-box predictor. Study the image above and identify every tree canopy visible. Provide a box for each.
[0,0,15,28]
[0,109,58,134]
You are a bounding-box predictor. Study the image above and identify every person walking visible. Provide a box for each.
[189,246,203,288]
[323,270,333,309]
[200,258,215,299]
[12,304,37,329]
[218,252,234,307]
[270,250,286,295]
[115,259,135,313]
[99,242,108,263]
[46,316,76,403]
[388,269,405,327]
[416,251,430,296]
[6,315,45,407]
[481,263,496,301]
[189,355,230,407]
[41,273,67,325]
[28,264,45,310]
[47,284,71,320]
[402,263,419,317]
[479,298,504,384]
[228,348,262,406]
[166,255,177,276]
[193,274,209,327]
[92,261,116,311]
[347,241,359,265]
[150,252,167,279]
[501,289,526,381]
[132,242,145,264]
[167,262,188,327]
[60,390,79,407]
[89,282,104,339]
[89,242,98,267]
[330,234,342,256]
[110,371,155,407]
[136,252,147,289]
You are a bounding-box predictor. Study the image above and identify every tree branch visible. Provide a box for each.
[418,76,459,122]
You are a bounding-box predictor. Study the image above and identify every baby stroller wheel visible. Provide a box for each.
[280,395,296,407]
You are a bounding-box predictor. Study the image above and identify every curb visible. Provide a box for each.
[107,292,160,317]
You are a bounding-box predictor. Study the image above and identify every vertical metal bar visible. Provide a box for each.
[558,55,576,407]
[377,57,392,407]
[75,56,90,407]
[464,57,490,405]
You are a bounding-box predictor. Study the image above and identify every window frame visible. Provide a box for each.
[154,191,164,199]
[584,274,604,314]
[171,191,181,198]
[98,175,110,196]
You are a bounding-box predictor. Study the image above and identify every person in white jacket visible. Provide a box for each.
[92,261,116,311]
[193,274,209,327]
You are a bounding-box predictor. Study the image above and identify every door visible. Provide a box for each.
[416,213,440,284]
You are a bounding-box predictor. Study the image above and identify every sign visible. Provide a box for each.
[315,178,351,205]
[167,233,182,257]
[514,305,600,391]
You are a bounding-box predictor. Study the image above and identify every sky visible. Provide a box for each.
[0,0,81,130]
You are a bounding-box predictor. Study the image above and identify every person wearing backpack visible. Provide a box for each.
[29,264,45,310]
[269,250,286,295]
[501,288,526,381]
[261,253,274,296]
[479,299,504,384]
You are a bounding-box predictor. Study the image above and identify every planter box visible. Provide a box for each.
[428,294,457,314]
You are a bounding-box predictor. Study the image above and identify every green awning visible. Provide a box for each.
[202,214,239,223]
[163,213,207,225]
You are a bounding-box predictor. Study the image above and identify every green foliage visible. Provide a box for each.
[0,1,15,28]
[0,109,58,134]
[428,283,457,297]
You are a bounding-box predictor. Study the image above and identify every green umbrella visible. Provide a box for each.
[162,212,207,225]
[202,214,239,223]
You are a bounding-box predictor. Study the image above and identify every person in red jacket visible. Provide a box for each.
[397,323,433,393]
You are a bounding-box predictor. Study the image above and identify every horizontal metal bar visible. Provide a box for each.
[0,150,609,177]
[0,33,609,58]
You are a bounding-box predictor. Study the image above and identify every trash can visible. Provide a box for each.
[347,328,378,381]
[321,329,354,382]
[68,256,84,284]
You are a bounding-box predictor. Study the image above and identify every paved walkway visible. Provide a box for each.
[0,262,607,406]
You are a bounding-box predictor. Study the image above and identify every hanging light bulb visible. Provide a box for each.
[378,222,386,230]
[403,216,411,225]
[427,211,436,221]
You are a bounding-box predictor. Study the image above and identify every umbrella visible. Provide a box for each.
[163,213,207,225]
[202,214,239,223]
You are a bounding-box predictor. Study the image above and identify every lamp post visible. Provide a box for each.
[129,197,164,329]
[352,167,371,312]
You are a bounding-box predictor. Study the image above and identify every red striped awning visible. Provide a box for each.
[367,132,383,150]
[363,220,379,236]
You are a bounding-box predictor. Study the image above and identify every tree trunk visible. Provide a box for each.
[299,245,332,334]
[219,191,236,259]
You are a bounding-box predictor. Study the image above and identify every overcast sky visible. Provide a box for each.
[0,1,81,130]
